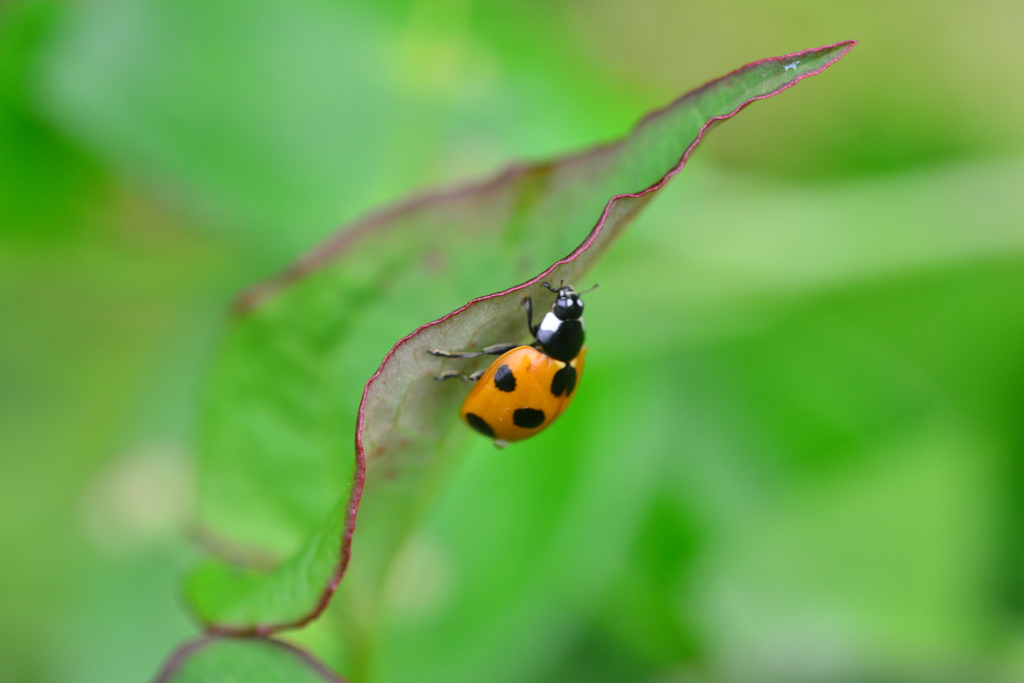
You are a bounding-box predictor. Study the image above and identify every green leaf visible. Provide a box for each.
[187,42,855,632]
[154,637,347,683]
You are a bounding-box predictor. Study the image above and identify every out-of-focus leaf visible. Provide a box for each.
[187,42,855,633]
[37,0,398,256]
[154,636,347,683]
[34,0,618,260]
[0,1,106,243]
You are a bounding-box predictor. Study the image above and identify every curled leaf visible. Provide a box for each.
[187,42,856,633]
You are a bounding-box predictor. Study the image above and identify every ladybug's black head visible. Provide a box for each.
[543,281,586,321]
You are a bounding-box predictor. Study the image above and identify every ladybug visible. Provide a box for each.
[429,282,594,447]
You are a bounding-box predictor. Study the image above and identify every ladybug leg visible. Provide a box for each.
[428,343,517,359]
[523,296,539,337]
[435,368,486,382]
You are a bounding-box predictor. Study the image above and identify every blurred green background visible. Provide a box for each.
[3,0,1024,681]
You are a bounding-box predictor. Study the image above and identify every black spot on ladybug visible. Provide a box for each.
[466,413,495,438]
[494,364,516,392]
[513,407,545,429]
[550,364,577,397]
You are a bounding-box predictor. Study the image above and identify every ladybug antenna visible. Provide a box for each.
[542,281,557,293]
[578,283,599,295]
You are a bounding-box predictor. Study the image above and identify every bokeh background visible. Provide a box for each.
[3,0,1024,681]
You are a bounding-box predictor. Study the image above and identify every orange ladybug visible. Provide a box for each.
[430,282,592,447]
